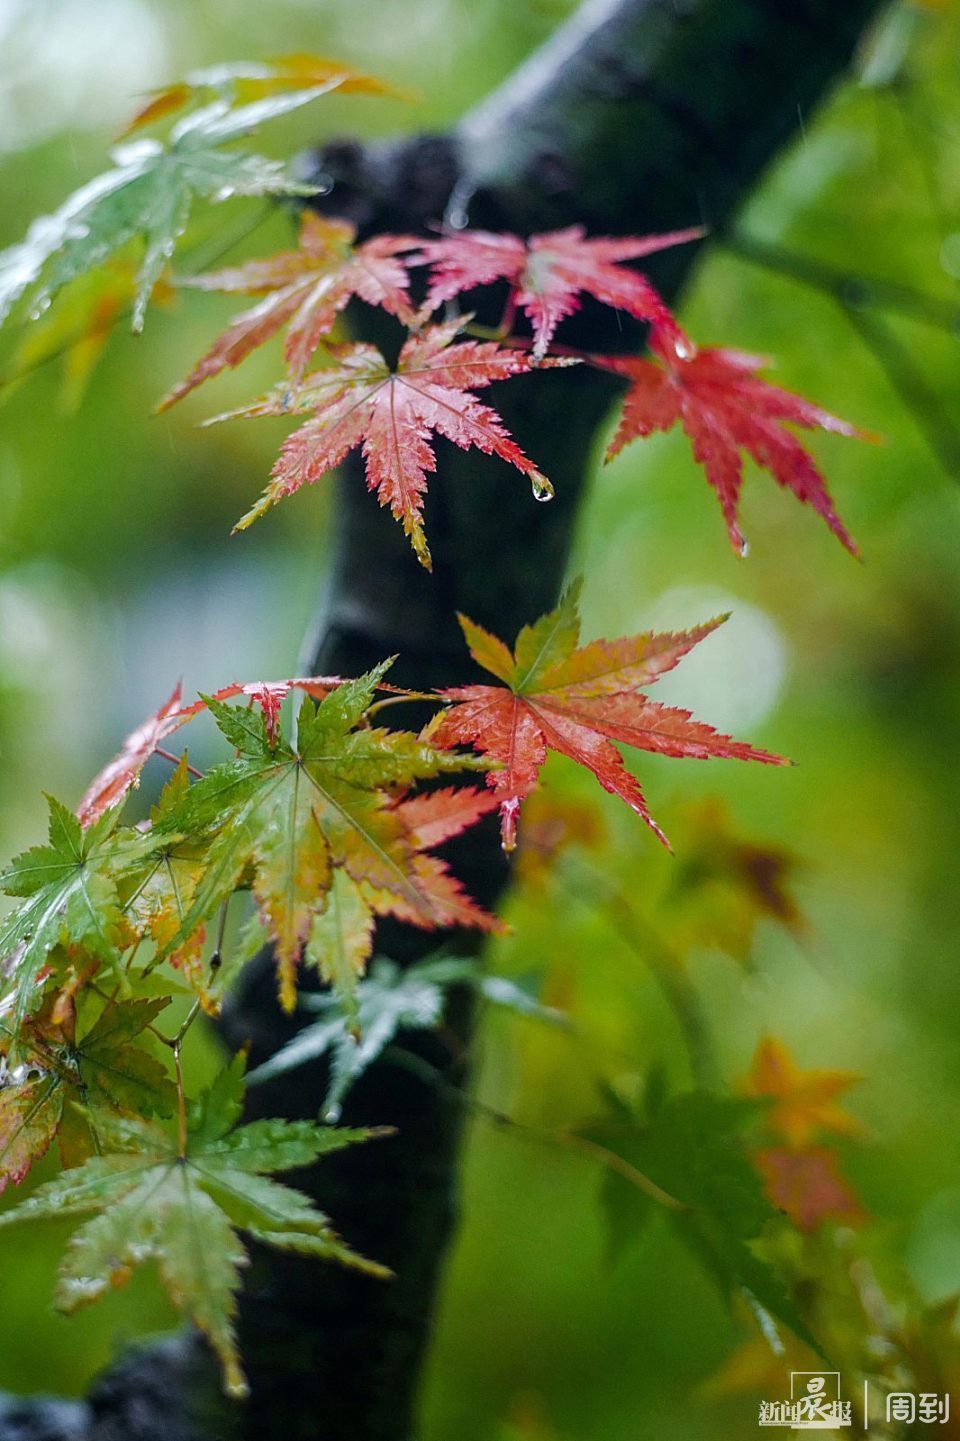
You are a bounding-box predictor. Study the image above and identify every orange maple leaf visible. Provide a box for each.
[431,579,786,850]
[742,1036,861,1149]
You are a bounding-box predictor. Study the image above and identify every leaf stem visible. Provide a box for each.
[209,896,230,976]
[155,746,205,780]
[173,1042,187,1158]
[364,691,441,719]
[174,999,202,1048]
[554,1127,686,1211]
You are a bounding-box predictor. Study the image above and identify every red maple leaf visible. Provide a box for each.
[214,319,562,568]
[411,224,700,358]
[158,213,418,408]
[429,579,787,851]
[603,325,873,556]
[384,786,506,935]
[77,684,186,827]
[77,676,342,826]
[756,1146,864,1232]
[176,677,342,745]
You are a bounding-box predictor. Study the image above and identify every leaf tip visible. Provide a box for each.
[223,1363,251,1401]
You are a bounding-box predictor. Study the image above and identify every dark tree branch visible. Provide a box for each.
[1,2,887,1439]
[727,230,960,334]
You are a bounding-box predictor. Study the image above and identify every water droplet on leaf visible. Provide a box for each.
[530,473,554,503]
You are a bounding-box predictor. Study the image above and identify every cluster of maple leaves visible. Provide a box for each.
[0,53,877,1401]
[0,585,786,1391]
[153,210,871,569]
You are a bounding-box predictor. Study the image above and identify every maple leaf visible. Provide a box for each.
[212,319,562,569]
[756,1146,864,1232]
[167,666,498,1011]
[579,1089,818,1350]
[0,260,175,413]
[741,1037,862,1149]
[121,55,400,136]
[0,1065,61,1196]
[666,799,807,962]
[0,87,356,334]
[411,225,701,357]
[178,676,343,743]
[250,954,563,1115]
[430,579,786,851]
[0,1055,388,1397]
[700,1334,819,1404]
[603,325,872,556]
[0,996,176,1193]
[122,759,215,1009]
[514,791,607,889]
[160,214,418,408]
[78,683,186,827]
[77,675,342,828]
[0,798,166,1037]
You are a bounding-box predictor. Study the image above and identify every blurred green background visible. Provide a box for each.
[2,0,960,1436]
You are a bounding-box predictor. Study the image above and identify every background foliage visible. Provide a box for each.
[1,0,960,1436]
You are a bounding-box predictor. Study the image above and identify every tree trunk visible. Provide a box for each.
[0,2,886,1439]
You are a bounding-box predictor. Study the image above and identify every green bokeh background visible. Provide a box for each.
[1,1,960,1435]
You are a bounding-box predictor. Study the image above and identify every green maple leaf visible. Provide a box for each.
[71,997,178,1116]
[250,955,566,1116]
[169,665,491,1012]
[0,997,177,1192]
[0,87,336,334]
[126,757,218,1009]
[579,1089,820,1353]
[0,797,165,1036]
[0,1054,388,1398]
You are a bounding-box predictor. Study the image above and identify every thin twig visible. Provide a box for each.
[383,1046,686,1212]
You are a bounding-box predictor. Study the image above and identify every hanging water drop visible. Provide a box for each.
[530,473,554,503]
[443,175,477,231]
[324,1102,342,1123]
